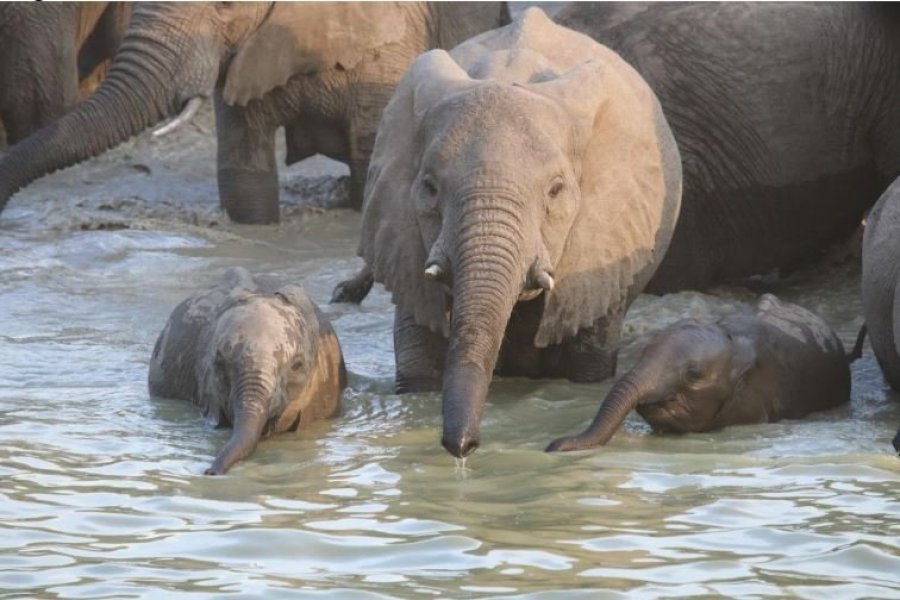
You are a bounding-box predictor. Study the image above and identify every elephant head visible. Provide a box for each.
[200,285,344,475]
[546,321,756,452]
[360,10,680,457]
[0,1,415,213]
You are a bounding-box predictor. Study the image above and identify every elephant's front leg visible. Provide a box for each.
[214,92,280,224]
[561,309,626,383]
[331,264,374,304]
[393,305,447,393]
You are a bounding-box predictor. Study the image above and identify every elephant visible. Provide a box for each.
[357,8,682,457]
[550,2,900,293]
[547,294,854,452]
[0,2,509,223]
[861,176,900,454]
[0,2,131,148]
[148,267,346,475]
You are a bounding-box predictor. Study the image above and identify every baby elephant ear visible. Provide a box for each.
[527,55,682,347]
[358,50,473,335]
[223,3,408,106]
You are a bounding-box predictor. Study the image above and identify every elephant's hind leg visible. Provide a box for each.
[214,92,280,224]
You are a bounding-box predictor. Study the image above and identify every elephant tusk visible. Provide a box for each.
[153,97,203,137]
[424,263,443,281]
[537,271,554,291]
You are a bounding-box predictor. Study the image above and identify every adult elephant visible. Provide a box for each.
[360,9,681,457]
[0,2,131,148]
[0,2,509,223]
[861,177,900,454]
[555,2,900,293]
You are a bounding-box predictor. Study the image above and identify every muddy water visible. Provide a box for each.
[1,99,899,598]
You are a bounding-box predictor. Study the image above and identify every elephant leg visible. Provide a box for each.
[214,92,280,224]
[893,426,900,455]
[346,156,369,211]
[331,264,374,304]
[559,308,625,383]
[394,305,447,393]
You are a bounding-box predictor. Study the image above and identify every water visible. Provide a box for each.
[1,105,899,599]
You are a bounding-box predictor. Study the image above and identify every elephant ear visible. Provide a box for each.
[223,3,408,106]
[358,50,476,336]
[528,55,682,348]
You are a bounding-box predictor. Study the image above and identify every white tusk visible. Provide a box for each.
[424,264,443,281]
[537,271,555,291]
[153,97,203,137]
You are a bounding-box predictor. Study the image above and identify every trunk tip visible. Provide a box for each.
[441,432,480,458]
[545,435,584,453]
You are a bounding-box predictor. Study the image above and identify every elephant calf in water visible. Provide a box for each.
[547,295,854,452]
[149,267,346,475]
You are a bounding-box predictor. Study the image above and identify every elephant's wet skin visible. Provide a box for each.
[148,267,346,475]
[862,176,900,455]
[357,9,682,457]
[0,2,508,222]
[556,3,900,293]
[547,294,852,452]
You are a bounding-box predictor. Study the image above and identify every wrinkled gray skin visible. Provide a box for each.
[357,9,682,457]
[861,177,900,454]
[547,295,851,452]
[0,2,130,148]
[0,2,508,223]
[554,2,900,293]
[148,267,346,475]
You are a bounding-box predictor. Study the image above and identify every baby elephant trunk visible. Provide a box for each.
[205,384,270,475]
[546,371,647,452]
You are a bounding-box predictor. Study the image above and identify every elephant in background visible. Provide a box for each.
[0,2,509,223]
[861,176,900,454]
[359,8,681,457]
[0,2,131,148]
[555,2,900,293]
[149,267,346,475]
[548,295,853,452]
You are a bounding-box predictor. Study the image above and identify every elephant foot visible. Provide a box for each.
[218,168,280,224]
[395,375,441,394]
[331,267,374,304]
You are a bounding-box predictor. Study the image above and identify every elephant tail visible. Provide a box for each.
[848,324,867,363]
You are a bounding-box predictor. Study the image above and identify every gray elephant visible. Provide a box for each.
[0,2,131,148]
[0,2,508,223]
[149,267,346,475]
[547,295,853,452]
[552,2,900,293]
[862,176,900,454]
[358,8,681,457]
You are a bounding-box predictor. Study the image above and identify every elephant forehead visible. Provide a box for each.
[214,300,304,356]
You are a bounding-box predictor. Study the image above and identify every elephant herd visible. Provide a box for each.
[1,2,899,473]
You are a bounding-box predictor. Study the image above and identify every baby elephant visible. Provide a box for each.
[149,267,346,475]
[547,295,852,452]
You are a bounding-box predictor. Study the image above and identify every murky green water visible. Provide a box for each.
[1,102,899,598]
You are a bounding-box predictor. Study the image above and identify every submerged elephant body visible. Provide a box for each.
[0,2,508,222]
[555,2,900,293]
[861,177,900,453]
[0,2,130,148]
[149,267,346,475]
[359,8,681,456]
[548,295,851,452]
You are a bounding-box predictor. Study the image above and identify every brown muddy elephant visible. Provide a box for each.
[0,2,131,148]
[0,2,508,223]
[149,267,346,475]
[358,9,682,457]
[554,3,900,293]
[547,294,854,452]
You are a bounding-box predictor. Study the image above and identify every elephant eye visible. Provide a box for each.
[291,358,304,372]
[685,364,704,382]
[422,176,438,197]
[547,179,565,199]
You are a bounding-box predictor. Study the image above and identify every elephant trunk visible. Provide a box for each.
[205,374,271,475]
[0,13,191,213]
[546,370,650,452]
[441,189,526,458]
